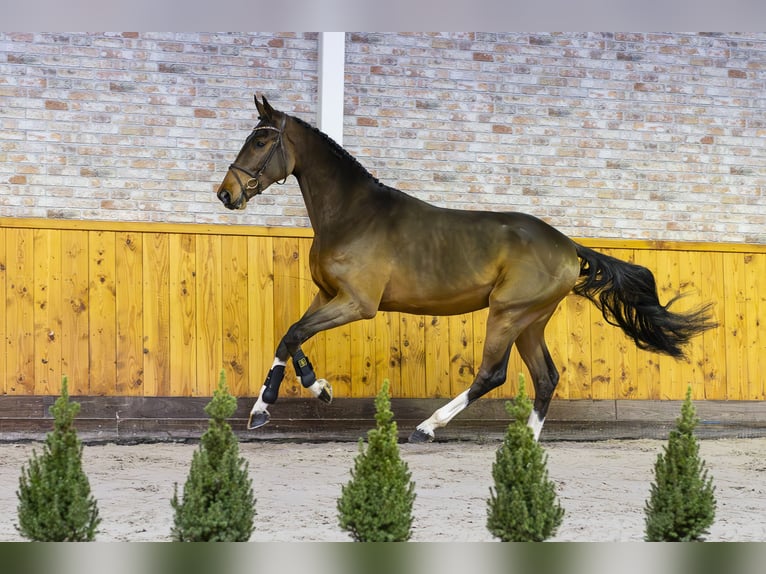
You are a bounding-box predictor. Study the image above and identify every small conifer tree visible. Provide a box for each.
[644,385,716,541]
[171,370,255,541]
[337,379,416,542]
[16,376,100,541]
[487,374,564,542]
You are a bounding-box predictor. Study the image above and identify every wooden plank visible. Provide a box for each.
[9,217,766,254]
[60,230,90,394]
[658,249,686,399]
[589,247,615,400]
[399,313,425,398]
[424,315,451,398]
[471,307,489,395]
[448,313,475,397]
[350,316,377,398]
[297,237,326,396]
[632,249,661,399]
[5,228,35,394]
[142,233,170,397]
[88,231,117,395]
[324,317,352,397]
[4,395,766,426]
[115,231,144,396]
[1,217,316,239]
[0,228,5,395]
[247,235,274,397]
[723,253,748,401]
[221,235,249,398]
[547,301,570,400]
[677,250,707,400]
[374,311,402,394]
[699,251,726,400]
[195,234,223,396]
[743,253,764,400]
[33,229,62,395]
[272,236,302,397]
[564,290,591,400]
[610,249,639,400]
[168,234,197,397]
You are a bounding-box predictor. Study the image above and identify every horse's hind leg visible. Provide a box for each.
[409,307,518,443]
[515,311,560,441]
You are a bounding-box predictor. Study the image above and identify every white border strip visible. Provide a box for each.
[318,32,346,147]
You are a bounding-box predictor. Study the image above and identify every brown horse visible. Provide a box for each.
[216,95,716,442]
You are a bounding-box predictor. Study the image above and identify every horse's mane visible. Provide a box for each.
[291,115,382,187]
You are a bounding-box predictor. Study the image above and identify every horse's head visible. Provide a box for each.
[216,95,293,210]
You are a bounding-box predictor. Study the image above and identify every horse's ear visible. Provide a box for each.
[254,94,266,119]
[254,94,275,121]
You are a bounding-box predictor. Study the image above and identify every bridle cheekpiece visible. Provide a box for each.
[228,115,288,199]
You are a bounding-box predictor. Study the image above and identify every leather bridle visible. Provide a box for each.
[228,116,288,198]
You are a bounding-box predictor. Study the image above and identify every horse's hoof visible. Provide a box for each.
[408,428,434,443]
[247,411,271,430]
[316,379,333,404]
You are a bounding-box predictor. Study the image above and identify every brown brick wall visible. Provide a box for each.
[1,32,764,243]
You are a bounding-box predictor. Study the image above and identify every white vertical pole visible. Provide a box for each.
[318,32,345,147]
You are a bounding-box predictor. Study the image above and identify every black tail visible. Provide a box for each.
[573,243,717,359]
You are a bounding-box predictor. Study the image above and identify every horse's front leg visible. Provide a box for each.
[247,342,333,430]
[248,289,374,430]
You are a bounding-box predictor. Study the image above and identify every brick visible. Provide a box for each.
[0,32,763,245]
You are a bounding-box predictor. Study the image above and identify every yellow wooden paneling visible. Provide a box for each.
[272,236,302,397]
[399,314,425,398]
[297,237,327,397]
[424,315,450,399]
[699,251,726,400]
[33,228,62,395]
[115,232,143,396]
[0,228,6,395]
[2,220,763,402]
[168,233,196,396]
[195,234,222,396]
[60,230,89,394]
[374,311,401,394]
[631,249,661,399]
[546,303,569,400]
[142,233,170,397]
[448,313,475,396]
[221,235,250,398]
[88,231,117,396]
[564,293,591,399]
[723,253,748,401]
[609,249,638,400]
[247,235,274,396]
[5,228,35,394]
[745,254,766,400]
[589,248,615,401]
[678,250,706,400]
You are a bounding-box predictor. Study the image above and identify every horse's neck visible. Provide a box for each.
[292,129,376,232]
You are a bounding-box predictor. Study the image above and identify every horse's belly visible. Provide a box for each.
[378,281,492,316]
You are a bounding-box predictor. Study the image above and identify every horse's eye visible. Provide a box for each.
[256,140,266,148]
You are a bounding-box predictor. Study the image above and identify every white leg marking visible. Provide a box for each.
[307,379,328,398]
[527,409,546,441]
[271,357,287,369]
[250,386,269,416]
[250,357,286,415]
[416,390,470,438]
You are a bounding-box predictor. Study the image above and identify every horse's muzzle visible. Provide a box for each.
[217,187,244,210]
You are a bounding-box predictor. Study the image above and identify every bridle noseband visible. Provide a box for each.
[228,116,288,198]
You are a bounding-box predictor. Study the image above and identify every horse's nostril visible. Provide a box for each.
[217,188,231,205]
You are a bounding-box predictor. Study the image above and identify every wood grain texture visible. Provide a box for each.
[1,221,761,403]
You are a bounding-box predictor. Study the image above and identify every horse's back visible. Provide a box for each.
[374,199,580,315]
